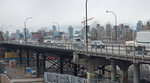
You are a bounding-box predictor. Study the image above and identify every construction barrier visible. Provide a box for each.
[5,52,31,61]
[5,57,27,61]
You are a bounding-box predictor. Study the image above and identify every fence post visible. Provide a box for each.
[126,45,127,60]
[106,45,108,59]
[118,45,120,58]
[112,45,114,56]
[142,46,144,61]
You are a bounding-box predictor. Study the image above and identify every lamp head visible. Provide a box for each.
[30,17,33,19]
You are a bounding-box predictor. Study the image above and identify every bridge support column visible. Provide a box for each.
[111,60,116,82]
[102,66,105,77]
[19,49,22,65]
[27,50,29,67]
[120,70,128,83]
[73,52,110,81]
[60,56,63,74]
[43,53,46,72]
[134,63,140,83]
[116,61,131,83]
[87,60,95,80]
[36,52,39,77]
[74,64,77,76]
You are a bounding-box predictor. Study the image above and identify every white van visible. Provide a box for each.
[43,36,53,43]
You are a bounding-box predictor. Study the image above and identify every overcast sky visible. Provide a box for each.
[0,0,150,34]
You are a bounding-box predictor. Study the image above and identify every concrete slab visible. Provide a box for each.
[12,78,43,82]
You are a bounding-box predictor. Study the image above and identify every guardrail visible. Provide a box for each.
[1,41,150,60]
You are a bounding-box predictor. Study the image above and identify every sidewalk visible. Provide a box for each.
[12,78,44,82]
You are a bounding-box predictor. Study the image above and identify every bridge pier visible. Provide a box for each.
[43,52,46,72]
[134,63,140,83]
[73,52,110,81]
[111,60,116,82]
[19,48,22,65]
[36,52,40,77]
[27,50,29,67]
[120,70,128,83]
[60,56,63,74]
[74,64,77,76]
[116,60,131,83]
[87,59,95,79]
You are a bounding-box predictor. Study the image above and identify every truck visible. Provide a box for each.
[43,36,53,43]
[125,30,150,55]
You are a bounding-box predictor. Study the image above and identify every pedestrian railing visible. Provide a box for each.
[44,72,88,83]
[1,41,150,61]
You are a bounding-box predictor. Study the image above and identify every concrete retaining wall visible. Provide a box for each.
[1,74,12,83]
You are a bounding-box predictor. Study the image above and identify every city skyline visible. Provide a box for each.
[0,0,150,34]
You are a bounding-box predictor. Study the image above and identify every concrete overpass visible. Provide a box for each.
[1,42,150,83]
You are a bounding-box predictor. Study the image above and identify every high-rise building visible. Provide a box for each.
[53,25,56,34]
[16,30,20,34]
[106,23,111,37]
[38,30,45,37]
[119,23,124,36]
[68,26,73,39]
[137,20,142,30]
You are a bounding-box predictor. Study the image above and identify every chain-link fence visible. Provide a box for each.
[44,72,119,83]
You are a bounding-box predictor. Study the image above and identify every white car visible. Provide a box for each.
[27,39,38,45]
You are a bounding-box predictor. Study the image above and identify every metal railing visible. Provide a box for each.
[44,72,119,83]
[1,41,150,60]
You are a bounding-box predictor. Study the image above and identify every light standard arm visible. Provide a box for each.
[53,22,60,41]
[106,10,117,26]
[24,17,33,42]
[106,10,117,43]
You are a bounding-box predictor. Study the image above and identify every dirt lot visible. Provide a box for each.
[5,66,31,79]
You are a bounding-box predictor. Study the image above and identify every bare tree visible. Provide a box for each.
[0,21,5,32]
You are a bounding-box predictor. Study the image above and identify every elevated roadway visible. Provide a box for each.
[1,42,150,83]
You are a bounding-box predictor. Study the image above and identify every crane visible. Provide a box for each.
[76,17,94,28]
[81,17,94,26]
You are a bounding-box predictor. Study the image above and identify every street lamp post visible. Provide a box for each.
[24,17,33,43]
[85,0,88,55]
[106,10,117,44]
[6,25,12,43]
[53,22,60,41]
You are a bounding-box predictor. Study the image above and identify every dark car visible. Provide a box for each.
[73,41,85,49]
[91,40,105,49]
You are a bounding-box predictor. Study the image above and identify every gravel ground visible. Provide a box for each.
[4,66,45,83]
[5,66,31,79]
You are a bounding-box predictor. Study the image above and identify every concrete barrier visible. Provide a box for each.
[1,74,12,83]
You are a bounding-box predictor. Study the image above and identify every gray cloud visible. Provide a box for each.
[0,0,150,33]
